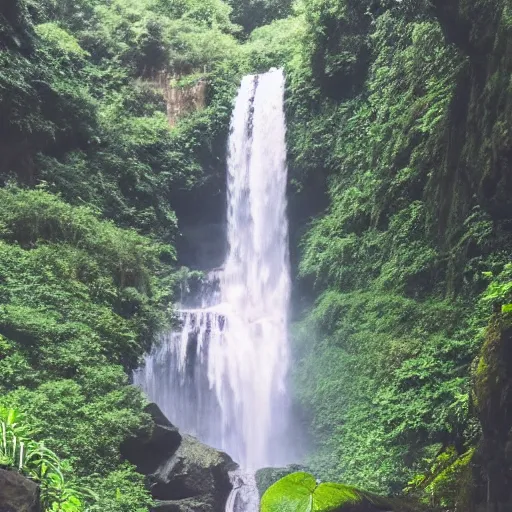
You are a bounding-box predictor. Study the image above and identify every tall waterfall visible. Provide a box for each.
[134,69,291,475]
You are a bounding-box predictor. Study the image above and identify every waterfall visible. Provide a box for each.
[135,68,291,503]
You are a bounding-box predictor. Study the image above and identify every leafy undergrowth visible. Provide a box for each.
[0,186,174,510]
[0,406,94,511]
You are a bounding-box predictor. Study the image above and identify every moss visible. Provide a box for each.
[469,313,512,508]
[473,356,490,409]
[405,447,475,509]
[473,314,512,414]
[426,449,475,509]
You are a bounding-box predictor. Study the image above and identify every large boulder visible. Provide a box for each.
[122,403,236,512]
[0,468,40,512]
[151,435,236,511]
[121,403,182,475]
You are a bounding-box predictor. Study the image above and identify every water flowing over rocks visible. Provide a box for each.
[135,68,293,473]
[224,470,259,512]
[134,68,295,511]
[121,403,236,512]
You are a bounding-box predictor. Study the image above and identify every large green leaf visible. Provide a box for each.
[261,472,316,512]
[260,472,363,512]
[313,483,362,510]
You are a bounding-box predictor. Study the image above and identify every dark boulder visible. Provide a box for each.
[121,403,182,475]
[122,403,236,512]
[0,468,40,512]
[150,434,236,510]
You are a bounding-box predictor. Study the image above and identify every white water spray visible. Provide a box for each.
[135,68,291,507]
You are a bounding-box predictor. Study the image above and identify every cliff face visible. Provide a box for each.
[285,0,512,500]
[146,72,208,127]
[426,0,512,278]
[414,6,512,505]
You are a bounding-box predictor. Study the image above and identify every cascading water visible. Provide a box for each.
[134,68,291,510]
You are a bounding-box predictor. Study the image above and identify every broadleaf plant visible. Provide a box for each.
[260,472,364,512]
[260,472,422,512]
[0,406,95,511]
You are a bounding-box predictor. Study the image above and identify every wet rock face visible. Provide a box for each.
[122,403,236,512]
[0,469,40,512]
[144,72,207,128]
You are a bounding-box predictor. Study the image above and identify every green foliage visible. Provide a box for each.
[35,22,89,57]
[260,471,415,511]
[242,16,305,73]
[83,0,238,75]
[298,0,373,99]
[0,186,168,509]
[80,463,153,512]
[227,0,294,34]
[481,263,512,312]
[0,406,94,511]
[293,289,474,491]
[284,0,512,498]
[405,447,474,509]
[0,406,31,470]
[1,0,242,244]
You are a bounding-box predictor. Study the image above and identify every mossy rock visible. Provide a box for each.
[0,468,40,512]
[406,447,475,510]
[471,313,512,509]
[122,403,236,511]
[151,434,237,508]
[121,403,182,476]
[473,314,512,434]
[152,496,216,512]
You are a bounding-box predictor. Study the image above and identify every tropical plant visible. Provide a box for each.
[260,472,418,512]
[0,407,31,470]
[481,263,512,313]
[0,406,95,511]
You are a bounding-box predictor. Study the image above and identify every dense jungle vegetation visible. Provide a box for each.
[1,0,512,510]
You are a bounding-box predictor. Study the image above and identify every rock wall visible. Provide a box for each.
[148,72,207,127]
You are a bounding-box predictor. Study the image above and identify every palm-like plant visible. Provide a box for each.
[0,406,95,511]
[0,407,31,470]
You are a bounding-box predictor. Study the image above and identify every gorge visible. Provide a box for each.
[1,0,512,511]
